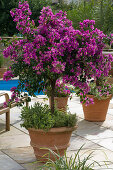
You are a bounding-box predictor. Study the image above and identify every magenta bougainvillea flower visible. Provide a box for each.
[2,1,113,109]
[45,79,72,98]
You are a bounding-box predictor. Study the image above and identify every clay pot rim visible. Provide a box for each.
[28,126,77,133]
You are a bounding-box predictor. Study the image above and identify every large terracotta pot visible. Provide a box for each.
[28,126,77,162]
[0,67,7,78]
[49,96,68,111]
[82,95,112,122]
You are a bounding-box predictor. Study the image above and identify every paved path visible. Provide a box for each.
[0,92,113,169]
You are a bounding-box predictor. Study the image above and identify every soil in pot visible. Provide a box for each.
[82,95,112,122]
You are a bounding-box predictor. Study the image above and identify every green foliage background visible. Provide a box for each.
[0,0,19,36]
[66,0,113,34]
[1,0,113,36]
[0,0,51,36]
[53,0,113,35]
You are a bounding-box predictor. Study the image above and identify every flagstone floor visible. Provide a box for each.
[0,91,113,169]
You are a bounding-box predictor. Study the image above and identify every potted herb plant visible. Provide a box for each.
[21,102,77,162]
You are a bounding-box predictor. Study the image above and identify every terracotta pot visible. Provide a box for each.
[0,67,7,78]
[49,96,68,111]
[82,95,112,122]
[28,126,77,162]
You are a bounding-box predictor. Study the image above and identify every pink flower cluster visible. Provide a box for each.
[10,1,33,35]
[81,96,94,106]
[3,69,14,81]
[51,61,66,74]
[94,82,112,97]
[45,79,72,97]
[55,80,71,96]
[2,1,113,104]
[3,87,19,107]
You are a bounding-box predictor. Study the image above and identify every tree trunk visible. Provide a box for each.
[50,80,56,114]
[96,79,100,86]
[96,77,103,86]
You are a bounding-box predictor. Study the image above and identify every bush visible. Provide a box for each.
[53,110,77,128]
[20,102,77,131]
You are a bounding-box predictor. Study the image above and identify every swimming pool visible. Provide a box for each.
[0,79,44,95]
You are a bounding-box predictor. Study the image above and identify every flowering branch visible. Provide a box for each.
[2,1,113,110]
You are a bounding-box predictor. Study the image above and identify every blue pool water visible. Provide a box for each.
[0,79,44,95]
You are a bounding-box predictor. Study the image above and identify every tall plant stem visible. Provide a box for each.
[50,80,56,114]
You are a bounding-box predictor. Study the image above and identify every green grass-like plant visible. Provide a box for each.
[38,146,101,170]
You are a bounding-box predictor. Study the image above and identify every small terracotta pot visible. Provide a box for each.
[28,126,77,162]
[49,96,68,111]
[0,67,7,78]
[82,95,112,122]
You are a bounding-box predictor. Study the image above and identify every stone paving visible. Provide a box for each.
[0,92,113,169]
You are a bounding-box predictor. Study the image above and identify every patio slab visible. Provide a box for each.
[12,120,29,134]
[91,137,113,152]
[75,119,102,137]
[67,134,101,151]
[2,146,36,164]
[1,94,113,169]
[21,162,43,170]
[0,126,30,149]
[0,151,25,170]
[95,113,113,130]
[67,148,113,169]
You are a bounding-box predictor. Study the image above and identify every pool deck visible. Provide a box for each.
[0,92,113,169]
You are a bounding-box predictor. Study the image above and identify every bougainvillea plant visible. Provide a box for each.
[44,79,72,98]
[2,1,113,111]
